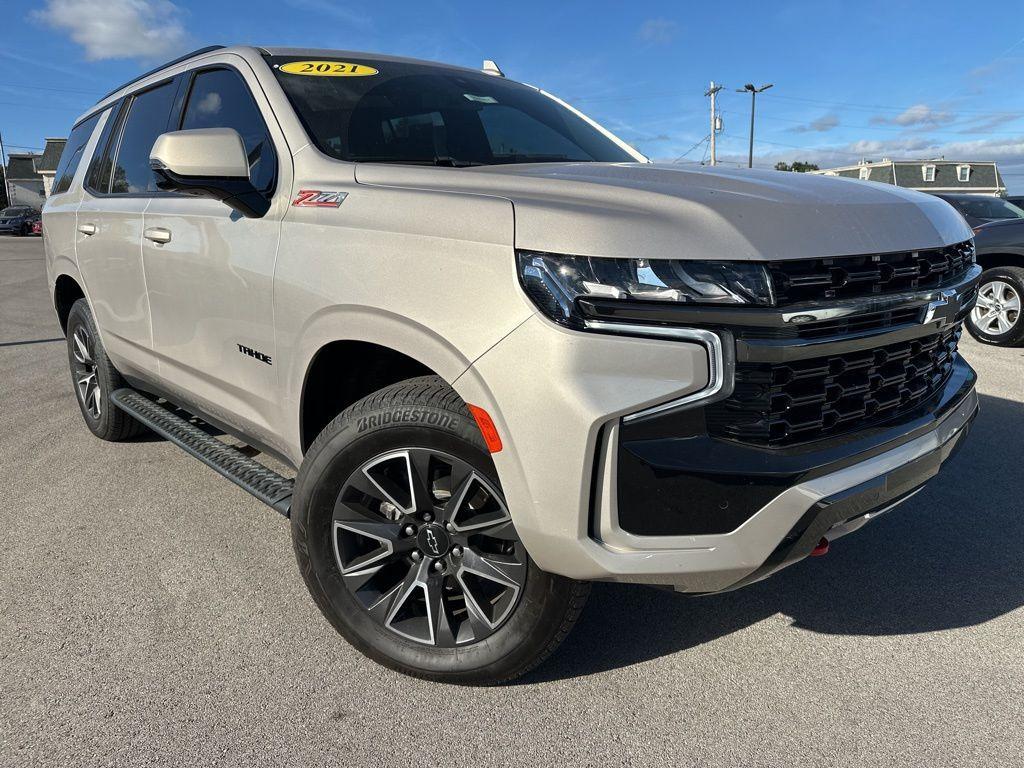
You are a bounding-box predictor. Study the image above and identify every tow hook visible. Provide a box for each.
[810,538,830,557]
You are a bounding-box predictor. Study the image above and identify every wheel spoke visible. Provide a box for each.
[361,451,416,515]
[997,314,1012,334]
[423,571,457,647]
[90,383,102,416]
[73,329,93,365]
[445,472,511,532]
[460,547,525,590]
[407,448,452,513]
[383,558,440,645]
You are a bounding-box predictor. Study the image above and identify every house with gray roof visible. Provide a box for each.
[810,159,1005,196]
[35,138,67,197]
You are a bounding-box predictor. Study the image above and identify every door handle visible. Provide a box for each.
[144,227,172,244]
[78,223,97,236]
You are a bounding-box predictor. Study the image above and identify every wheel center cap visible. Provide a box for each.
[417,524,451,558]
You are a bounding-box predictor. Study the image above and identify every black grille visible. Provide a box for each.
[769,240,974,305]
[708,325,962,446]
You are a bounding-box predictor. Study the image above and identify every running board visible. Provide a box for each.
[110,388,294,516]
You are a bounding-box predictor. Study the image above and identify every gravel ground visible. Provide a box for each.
[1,236,1022,767]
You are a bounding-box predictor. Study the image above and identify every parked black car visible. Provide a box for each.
[964,218,1024,345]
[1006,195,1024,210]
[934,193,1024,228]
[0,206,41,236]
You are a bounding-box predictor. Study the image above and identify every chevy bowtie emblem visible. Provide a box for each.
[425,528,440,555]
[923,288,961,325]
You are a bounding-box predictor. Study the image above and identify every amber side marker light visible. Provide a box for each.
[468,405,503,453]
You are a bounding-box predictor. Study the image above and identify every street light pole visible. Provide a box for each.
[736,83,773,168]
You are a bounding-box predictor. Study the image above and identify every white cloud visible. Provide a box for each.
[637,18,679,45]
[792,114,840,133]
[870,103,954,128]
[34,0,189,61]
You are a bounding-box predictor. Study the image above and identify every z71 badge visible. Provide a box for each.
[292,190,348,208]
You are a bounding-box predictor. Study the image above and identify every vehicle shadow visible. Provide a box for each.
[525,392,1024,683]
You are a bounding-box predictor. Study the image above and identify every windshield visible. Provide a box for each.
[268,55,636,166]
[949,197,1024,220]
[0,207,29,216]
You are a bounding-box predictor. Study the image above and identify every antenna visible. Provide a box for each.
[482,60,505,77]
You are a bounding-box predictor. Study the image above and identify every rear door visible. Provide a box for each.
[42,109,104,282]
[75,80,181,378]
[141,61,290,449]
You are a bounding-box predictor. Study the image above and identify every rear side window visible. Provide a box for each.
[180,68,276,194]
[109,81,178,194]
[52,112,101,196]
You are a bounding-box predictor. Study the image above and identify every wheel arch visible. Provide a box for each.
[299,340,446,453]
[293,307,483,454]
[53,272,86,334]
[976,251,1024,271]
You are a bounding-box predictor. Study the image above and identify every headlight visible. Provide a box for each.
[517,251,774,328]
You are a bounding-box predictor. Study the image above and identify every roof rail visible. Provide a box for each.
[97,45,226,102]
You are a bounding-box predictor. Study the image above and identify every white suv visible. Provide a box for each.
[45,45,980,684]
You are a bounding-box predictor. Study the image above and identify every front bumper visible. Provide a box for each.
[456,263,980,592]
[596,363,976,592]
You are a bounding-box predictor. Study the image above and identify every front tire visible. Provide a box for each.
[291,376,589,685]
[65,299,147,441]
[966,266,1024,346]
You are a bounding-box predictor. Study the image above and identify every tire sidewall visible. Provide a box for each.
[967,267,1024,345]
[291,392,569,683]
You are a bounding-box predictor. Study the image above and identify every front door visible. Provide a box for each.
[141,62,289,450]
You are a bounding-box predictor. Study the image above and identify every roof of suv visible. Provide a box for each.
[94,44,493,110]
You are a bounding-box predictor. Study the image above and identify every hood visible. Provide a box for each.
[354,162,972,261]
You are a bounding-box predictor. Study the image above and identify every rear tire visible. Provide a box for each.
[966,266,1024,346]
[66,299,147,441]
[291,375,589,685]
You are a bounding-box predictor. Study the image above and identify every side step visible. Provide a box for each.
[110,388,294,516]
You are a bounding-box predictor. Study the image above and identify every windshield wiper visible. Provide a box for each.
[433,155,485,167]
[490,153,575,165]
[348,156,484,167]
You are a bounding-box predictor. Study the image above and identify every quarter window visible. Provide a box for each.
[180,68,276,194]
[52,112,101,196]
[109,81,178,194]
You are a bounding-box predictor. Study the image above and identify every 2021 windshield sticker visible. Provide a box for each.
[292,190,348,208]
[277,61,379,77]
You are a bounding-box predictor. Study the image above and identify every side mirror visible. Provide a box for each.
[149,128,270,218]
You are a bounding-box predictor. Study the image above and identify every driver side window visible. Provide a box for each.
[180,68,277,195]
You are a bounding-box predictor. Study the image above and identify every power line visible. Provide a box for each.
[672,135,710,163]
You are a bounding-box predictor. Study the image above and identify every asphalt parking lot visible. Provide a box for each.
[1,235,1022,767]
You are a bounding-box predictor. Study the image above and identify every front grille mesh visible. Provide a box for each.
[769,240,974,305]
[707,325,962,446]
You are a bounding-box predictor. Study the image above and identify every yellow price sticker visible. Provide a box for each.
[278,61,379,77]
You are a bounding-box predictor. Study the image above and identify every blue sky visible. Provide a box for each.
[3,0,1024,191]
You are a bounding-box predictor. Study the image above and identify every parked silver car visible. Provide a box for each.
[45,45,980,684]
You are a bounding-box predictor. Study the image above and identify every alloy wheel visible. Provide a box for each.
[972,280,1021,335]
[71,325,102,419]
[332,448,526,647]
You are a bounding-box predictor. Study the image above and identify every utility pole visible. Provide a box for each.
[0,130,8,208]
[736,83,773,168]
[705,81,723,166]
